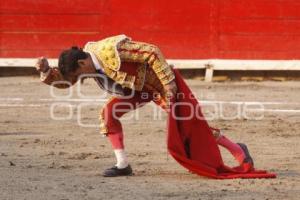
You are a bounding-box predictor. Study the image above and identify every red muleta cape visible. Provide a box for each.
[167,69,276,179]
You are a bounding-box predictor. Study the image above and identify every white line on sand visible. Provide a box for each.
[200,100,300,105]
[1,97,300,105]
[0,104,42,107]
[0,102,300,113]
[251,109,300,113]
[39,98,300,105]
[39,98,108,102]
[0,98,24,101]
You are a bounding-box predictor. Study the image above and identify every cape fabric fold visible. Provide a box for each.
[167,69,276,179]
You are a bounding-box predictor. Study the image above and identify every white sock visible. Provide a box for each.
[114,149,129,169]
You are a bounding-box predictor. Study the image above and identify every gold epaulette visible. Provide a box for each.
[83,34,130,72]
[84,35,138,88]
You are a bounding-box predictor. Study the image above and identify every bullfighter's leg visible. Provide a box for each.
[99,92,153,177]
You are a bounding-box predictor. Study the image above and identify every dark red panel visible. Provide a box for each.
[0,33,100,50]
[219,51,300,60]
[0,0,108,14]
[220,35,300,51]
[220,0,300,19]
[107,0,211,15]
[220,19,300,35]
[1,0,300,59]
[0,50,62,58]
[101,14,211,33]
[0,14,103,32]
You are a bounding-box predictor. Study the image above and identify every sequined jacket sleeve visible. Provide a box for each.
[117,40,175,85]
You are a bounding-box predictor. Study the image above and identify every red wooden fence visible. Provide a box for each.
[1,0,300,59]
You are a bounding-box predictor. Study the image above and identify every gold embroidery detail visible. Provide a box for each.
[115,71,127,84]
[99,107,108,135]
[83,35,129,72]
[134,64,146,91]
[123,75,136,89]
[99,97,116,136]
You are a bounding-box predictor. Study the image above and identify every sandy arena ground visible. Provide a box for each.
[0,76,300,200]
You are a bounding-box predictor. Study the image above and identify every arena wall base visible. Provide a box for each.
[1,58,300,82]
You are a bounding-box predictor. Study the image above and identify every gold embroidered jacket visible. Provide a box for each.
[41,35,175,92]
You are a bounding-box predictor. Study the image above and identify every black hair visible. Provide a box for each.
[58,46,88,78]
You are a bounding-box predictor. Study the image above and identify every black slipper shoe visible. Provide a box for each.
[237,143,254,166]
[103,165,133,177]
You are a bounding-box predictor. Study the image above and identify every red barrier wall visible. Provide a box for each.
[1,0,300,59]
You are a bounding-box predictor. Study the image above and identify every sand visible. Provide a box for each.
[0,76,299,200]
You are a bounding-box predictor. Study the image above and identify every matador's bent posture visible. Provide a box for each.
[36,35,275,178]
